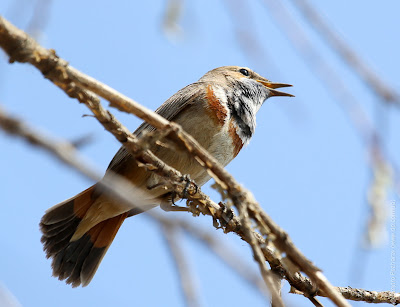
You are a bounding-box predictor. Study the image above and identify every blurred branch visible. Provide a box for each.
[70,133,94,149]
[0,284,21,307]
[366,141,393,247]
[26,0,52,39]
[262,0,397,250]
[223,0,310,138]
[289,0,400,106]
[162,0,184,40]
[169,216,268,296]
[236,202,284,307]
[162,224,200,307]
[262,0,374,143]
[223,0,278,76]
[0,104,196,219]
[0,105,102,182]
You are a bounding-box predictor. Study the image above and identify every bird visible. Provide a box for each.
[40,66,293,287]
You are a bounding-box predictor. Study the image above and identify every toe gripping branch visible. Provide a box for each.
[180,174,198,199]
[161,174,199,212]
[170,174,198,205]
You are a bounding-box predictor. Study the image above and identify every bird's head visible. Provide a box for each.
[199,66,294,101]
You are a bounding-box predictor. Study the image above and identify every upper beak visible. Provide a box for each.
[257,80,294,97]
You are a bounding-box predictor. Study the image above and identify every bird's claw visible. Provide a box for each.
[180,174,198,198]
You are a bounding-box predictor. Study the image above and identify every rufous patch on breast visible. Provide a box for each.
[228,120,244,157]
[206,85,228,126]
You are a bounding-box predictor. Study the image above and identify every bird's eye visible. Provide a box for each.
[239,68,249,76]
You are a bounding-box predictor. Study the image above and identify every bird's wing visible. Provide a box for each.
[107,81,206,171]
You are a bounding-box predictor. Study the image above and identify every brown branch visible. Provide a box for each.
[0,15,341,306]
[0,105,272,301]
[0,17,201,200]
[0,15,286,304]
[1,98,397,305]
[335,288,400,305]
[0,15,378,306]
[0,105,193,219]
[0,105,270,301]
[289,0,400,105]
[0,99,275,305]
[292,286,400,305]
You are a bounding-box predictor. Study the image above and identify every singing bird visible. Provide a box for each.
[40,66,293,287]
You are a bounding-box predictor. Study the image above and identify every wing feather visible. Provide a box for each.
[107,81,206,171]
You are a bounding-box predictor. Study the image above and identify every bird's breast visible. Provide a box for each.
[150,94,240,186]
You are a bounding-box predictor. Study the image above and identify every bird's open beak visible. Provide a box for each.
[257,80,294,97]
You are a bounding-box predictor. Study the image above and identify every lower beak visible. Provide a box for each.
[257,80,294,97]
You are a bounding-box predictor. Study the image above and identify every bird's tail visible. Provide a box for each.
[40,185,128,287]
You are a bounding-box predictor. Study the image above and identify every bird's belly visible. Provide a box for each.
[148,131,235,189]
[189,127,236,186]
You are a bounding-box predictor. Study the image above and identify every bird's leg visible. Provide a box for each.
[160,175,199,211]
[160,175,198,212]
[160,193,188,212]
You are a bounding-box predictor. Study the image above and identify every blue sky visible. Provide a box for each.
[0,1,399,306]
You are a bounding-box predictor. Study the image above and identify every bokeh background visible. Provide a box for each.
[0,1,399,306]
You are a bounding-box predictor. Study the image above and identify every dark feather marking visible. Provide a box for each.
[228,103,253,139]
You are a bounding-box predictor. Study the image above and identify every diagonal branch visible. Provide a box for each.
[1,101,398,305]
[0,104,270,301]
[0,15,342,306]
[0,15,384,306]
[0,15,286,305]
